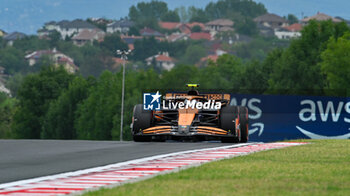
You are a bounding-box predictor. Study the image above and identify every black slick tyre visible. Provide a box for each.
[238,106,249,143]
[220,105,239,143]
[132,104,152,142]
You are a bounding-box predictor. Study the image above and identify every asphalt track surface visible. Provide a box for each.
[0,140,231,184]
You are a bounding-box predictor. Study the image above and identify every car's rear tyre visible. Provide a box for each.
[132,104,152,142]
[238,106,249,143]
[220,105,239,143]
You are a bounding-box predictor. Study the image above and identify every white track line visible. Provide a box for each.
[0,142,308,196]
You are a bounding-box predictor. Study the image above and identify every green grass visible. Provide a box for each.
[84,140,350,196]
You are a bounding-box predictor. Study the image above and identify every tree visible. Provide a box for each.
[75,71,120,140]
[191,25,202,32]
[99,33,128,55]
[321,32,350,96]
[129,1,169,29]
[267,20,350,95]
[198,54,244,90]
[286,14,299,25]
[13,66,74,139]
[0,47,28,74]
[235,17,258,36]
[189,7,209,23]
[132,37,159,61]
[42,76,94,139]
[0,93,16,139]
[161,10,180,22]
[180,44,206,65]
[175,6,190,22]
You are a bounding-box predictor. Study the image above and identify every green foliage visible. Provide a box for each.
[128,26,141,36]
[321,32,350,96]
[0,93,16,138]
[267,20,350,95]
[198,54,244,90]
[13,66,74,139]
[132,37,159,61]
[231,37,288,60]
[129,1,168,29]
[179,44,206,65]
[75,71,120,140]
[0,47,28,74]
[42,76,94,139]
[6,73,25,97]
[188,7,209,23]
[204,0,267,20]
[99,33,129,56]
[75,70,160,140]
[161,10,180,22]
[235,17,258,36]
[13,35,50,52]
[286,14,299,25]
[191,25,202,33]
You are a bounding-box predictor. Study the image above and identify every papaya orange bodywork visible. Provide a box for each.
[178,108,198,126]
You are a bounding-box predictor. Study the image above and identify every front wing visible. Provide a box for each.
[139,126,234,138]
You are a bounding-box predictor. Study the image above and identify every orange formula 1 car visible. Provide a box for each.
[131,85,249,143]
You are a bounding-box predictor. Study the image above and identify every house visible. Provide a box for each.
[25,49,78,73]
[0,29,6,37]
[187,22,206,31]
[218,33,252,45]
[166,32,189,42]
[0,66,4,74]
[198,55,220,67]
[274,28,301,39]
[72,29,105,46]
[254,13,288,29]
[140,28,164,38]
[190,32,212,40]
[145,52,176,71]
[284,23,303,32]
[301,12,342,25]
[88,17,113,25]
[274,23,302,39]
[121,35,143,50]
[106,19,134,34]
[158,22,181,30]
[43,19,99,39]
[3,32,26,46]
[256,23,275,37]
[0,83,10,95]
[205,19,234,36]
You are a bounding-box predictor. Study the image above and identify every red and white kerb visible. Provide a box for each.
[0,142,307,196]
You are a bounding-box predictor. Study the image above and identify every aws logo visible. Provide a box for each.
[297,100,350,139]
[231,97,264,136]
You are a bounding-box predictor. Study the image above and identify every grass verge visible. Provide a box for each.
[84,140,350,196]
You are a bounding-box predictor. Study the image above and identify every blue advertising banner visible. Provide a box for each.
[230,94,350,142]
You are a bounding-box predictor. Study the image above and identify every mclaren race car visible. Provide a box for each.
[131,84,249,143]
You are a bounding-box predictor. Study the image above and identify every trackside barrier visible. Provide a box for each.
[231,94,350,142]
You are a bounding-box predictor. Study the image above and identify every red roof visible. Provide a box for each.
[285,23,303,32]
[190,32,211,40]
[156,54,174,62]
[159,22,181,30]
[201,55,219,63]
[187,22,205,30]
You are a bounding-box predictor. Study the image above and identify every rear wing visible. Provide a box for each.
[165,93,231,103]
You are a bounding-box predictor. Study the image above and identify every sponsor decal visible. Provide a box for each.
[144,91,222,110]
[143,91,161,110]
[297,100,350,139]
[162,99,221,110]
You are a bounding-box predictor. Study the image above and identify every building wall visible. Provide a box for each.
[274,31,301,39]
